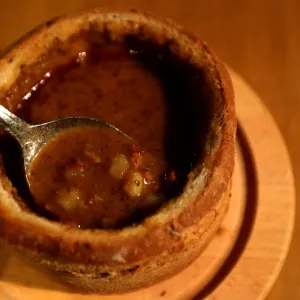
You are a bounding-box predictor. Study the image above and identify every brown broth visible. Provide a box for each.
[27,126,169,228]
[1,39,209,228]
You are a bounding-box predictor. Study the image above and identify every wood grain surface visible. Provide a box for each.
[0,1,299,299]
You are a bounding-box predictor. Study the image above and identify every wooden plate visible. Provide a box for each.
[0,69,295,300]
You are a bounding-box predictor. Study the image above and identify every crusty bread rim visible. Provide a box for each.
[0,9,236,266]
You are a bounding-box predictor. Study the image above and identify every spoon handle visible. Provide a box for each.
[0,105,30,145]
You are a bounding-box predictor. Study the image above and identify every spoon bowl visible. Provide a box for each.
[0,105,131,174]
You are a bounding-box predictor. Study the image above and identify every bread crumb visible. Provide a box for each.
[112,247,128,263]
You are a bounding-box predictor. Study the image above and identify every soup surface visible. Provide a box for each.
[28,126,172,228]
[1,39,207,228]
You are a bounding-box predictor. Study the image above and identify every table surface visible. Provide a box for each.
[0,1,299,299]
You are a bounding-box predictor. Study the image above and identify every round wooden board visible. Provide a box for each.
[0,69,295,300]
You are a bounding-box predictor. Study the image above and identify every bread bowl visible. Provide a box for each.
[0,9,236,293]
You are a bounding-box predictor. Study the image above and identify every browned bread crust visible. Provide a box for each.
[0,9,236,293]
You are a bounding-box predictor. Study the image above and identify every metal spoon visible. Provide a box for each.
[0,105,130,174]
